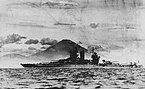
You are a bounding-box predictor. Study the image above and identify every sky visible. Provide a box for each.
[0,0,145,67]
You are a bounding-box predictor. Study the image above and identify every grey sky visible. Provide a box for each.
[0,0,145,66]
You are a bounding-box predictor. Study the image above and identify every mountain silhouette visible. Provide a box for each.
[31,39,88,61]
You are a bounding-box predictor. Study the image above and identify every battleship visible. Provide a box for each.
[20,58,143,68]
[21,39,87,68]
[20,39,143,68]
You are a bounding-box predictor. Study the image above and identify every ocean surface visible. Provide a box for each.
[0,68,145,89]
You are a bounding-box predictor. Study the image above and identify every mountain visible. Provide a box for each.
[31,39,88,61]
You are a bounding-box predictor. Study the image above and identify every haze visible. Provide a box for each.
[0,0,145,68]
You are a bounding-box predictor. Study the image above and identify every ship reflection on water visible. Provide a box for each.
[0,68,145,89]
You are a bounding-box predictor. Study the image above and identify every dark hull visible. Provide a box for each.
[21,63,143,68]
[21,64,61,67]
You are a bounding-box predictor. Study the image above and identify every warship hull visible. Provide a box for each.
[21,63,143,68]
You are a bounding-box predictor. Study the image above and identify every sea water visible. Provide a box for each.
[0,68,145,89]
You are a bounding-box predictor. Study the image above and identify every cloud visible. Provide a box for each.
[40,37,58,45]
[28,46,37,50]
[25,39,39,44]
[90,23,99,28]
[106,44,124,50]
[87,45,107,52]
[2,33,26,44]
[9,23,57,29]
[0,37,4,47]
[40,45,50,50]
[79,0,143,9]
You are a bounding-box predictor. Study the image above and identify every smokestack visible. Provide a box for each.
[80,51,85,60]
